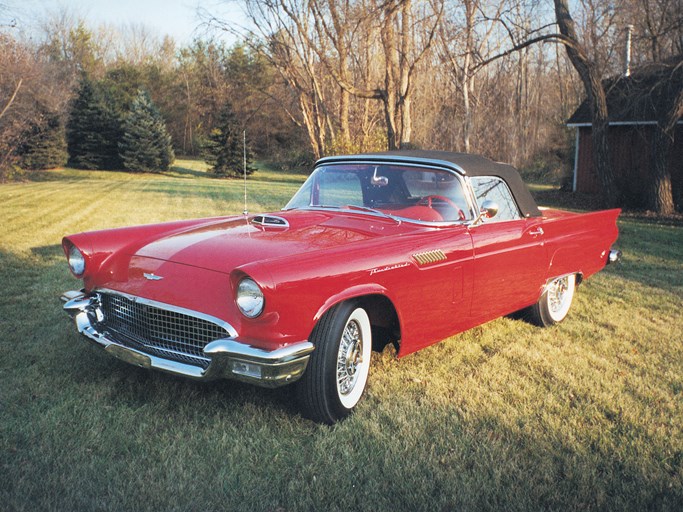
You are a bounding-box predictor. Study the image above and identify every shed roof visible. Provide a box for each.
[567,59,683,126]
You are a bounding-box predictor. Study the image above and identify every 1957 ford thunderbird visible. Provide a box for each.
[62,150,621,423]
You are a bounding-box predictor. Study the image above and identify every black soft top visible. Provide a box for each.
[316,150,542,218]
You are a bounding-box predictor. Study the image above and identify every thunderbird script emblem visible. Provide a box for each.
[143,273,163,281]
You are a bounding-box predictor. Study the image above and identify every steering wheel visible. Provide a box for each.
[417,195,466,221]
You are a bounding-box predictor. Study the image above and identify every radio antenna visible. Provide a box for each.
[240,96,270,216]
[243,129,248,215]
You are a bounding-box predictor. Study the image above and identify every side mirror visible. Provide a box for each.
[472,200,499,225]
[481,200,499,219]
[371,166,389,187]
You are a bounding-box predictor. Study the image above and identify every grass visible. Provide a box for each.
[1,160,682,511]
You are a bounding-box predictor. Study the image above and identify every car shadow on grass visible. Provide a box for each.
[65,350,304,422]
[30,244,64,260]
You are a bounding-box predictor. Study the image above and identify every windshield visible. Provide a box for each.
[285,163,471,223]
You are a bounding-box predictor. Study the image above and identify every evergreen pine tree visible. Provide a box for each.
[118,90,175,172]
[66,77,122,170]
[203,103,256,178]
[18,114,68,170]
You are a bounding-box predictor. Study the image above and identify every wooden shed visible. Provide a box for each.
[567,64,683,208]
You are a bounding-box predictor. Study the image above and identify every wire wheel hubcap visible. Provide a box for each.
[545,274,575,323]
[337,319,363,396]
[548,276,569,314]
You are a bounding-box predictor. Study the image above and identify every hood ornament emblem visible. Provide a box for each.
[143,273,164,281]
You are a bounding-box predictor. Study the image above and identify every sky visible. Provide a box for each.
[10,0,244,45]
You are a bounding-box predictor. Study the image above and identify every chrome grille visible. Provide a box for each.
[98,292,230,369]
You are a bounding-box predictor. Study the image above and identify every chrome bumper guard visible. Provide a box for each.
[61,290,314,388]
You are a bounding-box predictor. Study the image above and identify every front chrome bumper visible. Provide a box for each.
[61,290,314,388]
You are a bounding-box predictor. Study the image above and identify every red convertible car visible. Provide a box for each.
[62,150,621,423]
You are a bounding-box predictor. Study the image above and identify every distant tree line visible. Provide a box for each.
[66,77,174,172]
[203,0,682,213]
[1,0,682,212]
[0,17,300,179]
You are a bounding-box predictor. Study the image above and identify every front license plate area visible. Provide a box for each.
[105,344,152,369]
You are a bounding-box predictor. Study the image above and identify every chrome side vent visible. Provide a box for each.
[251,215,289,228]
[413,249,447,266]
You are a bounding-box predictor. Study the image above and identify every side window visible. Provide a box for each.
[470,176,521,222]
[402,170,471,220]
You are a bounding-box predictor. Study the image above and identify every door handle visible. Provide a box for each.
[528,227,544,236]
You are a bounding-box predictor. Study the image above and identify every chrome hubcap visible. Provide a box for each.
[548,276,569,313]
[337,320,363,396]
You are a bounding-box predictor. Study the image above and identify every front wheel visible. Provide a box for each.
[527,274,576,327]
[296,301,372,424]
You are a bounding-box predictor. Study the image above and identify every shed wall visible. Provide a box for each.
[575,125,683,208]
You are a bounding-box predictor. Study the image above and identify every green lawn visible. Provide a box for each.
[1,160,681,511]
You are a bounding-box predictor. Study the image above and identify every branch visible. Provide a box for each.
[659,60,683,134]
[0,78,22,121]
[472,33,587,72]
[404,0,445,97]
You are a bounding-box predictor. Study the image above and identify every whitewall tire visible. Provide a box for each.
[528,274,576,327]
[296,301,372,424]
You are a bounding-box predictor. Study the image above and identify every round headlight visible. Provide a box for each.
[236,278,264,318]
[68,245,86,276]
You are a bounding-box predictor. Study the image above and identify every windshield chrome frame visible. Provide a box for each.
[284,159,478,227]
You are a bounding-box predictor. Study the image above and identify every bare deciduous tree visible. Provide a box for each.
[324,0,444,149]
[554,0,619,207]
[437,0,506,153]
[204,0,443,154]
[0,33,72,178]
[623,0,683,64]
[648,60,683,214]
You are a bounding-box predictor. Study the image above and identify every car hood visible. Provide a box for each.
[133,210,413,273]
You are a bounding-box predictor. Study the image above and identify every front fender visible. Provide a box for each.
[313,283,392,323]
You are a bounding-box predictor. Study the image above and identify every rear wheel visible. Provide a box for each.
[527,274,576,327]
[296,301,372,424]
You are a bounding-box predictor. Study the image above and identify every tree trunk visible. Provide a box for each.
[554,0,619,208]
[648,66,682,214]
[381,1,400,150]
[299,93,323,159]
[339,86,350,147]
[383,90,398,150]
[590,102,618,209]
[0,78,22,121]
[649,129,675,214]
[397,0,413,147]
[461,68,472,152]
